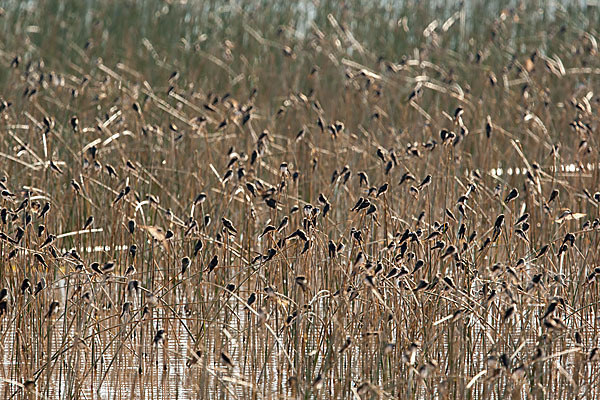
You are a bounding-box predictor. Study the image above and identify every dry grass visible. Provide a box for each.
[0,0,599,398]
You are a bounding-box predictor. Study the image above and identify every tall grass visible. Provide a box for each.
[0,0,599,398]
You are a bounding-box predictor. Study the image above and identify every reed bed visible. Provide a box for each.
[0,0,599,398]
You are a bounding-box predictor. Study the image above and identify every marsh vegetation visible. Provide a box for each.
[0,0,600,398]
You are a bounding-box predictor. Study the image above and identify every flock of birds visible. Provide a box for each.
[0,3,599,398]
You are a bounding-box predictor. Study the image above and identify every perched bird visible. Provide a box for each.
[357,171,369,187]
[247,292,256,307]
[504,188,519,203]
[39,234,56,249]
[259,225,275,238]
[34,253,48,269]
[417,175,432,190]
[127,219,135,235]
[193,239,203,257]
[207,255,219,273]
[46,301,60,319]
[90,262,103,275]
[548,189,559,204]
[83,216,94,230]
[38,202,51,219]
[441,245,456,259]
[377,183,389,197]
[71,180,81,194]
[220,351,234,367]
[221,217,237,235]
[277,216,289,232]
[153,329,166,346]
[34,279,45,296]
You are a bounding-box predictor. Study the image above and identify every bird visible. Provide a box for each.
[82,216,94,230]
[153,329,166,346]
[247,293,256,307]
[193,239,203,257]
[262,248,277,262]
[399,172,415,186]
[220,351,234,367]
[38,202,51,219]
[259,225,275,238]
[221,217,237,234]
[90,262,103,275]
[534,244,549,259]
[541,301,558,320]
[127,219,135,235]
[417,175,432,190]
[21,279,32,294]
[328,240,337,258]
[366,204,377,216]
[377,183,389,197]
[129,244,137,259]
[504,188,519,203]
[34,253,48,269]
[441,245,456,259]
[46,301,60,319]
[357,171,369,187]
[207,255,218,273]
[548,188,559,204]
[194,193,207,204]
[514,213,529,226]
[265,198,277,209]
[287,229,308,242]
[39,234,56,249]
[277,216,289,232]
[414,279,429,291]
[71,180,81,194]
[102,262,115,274]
